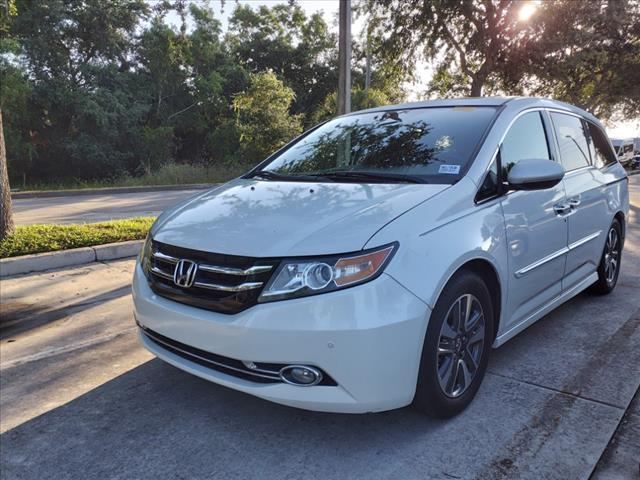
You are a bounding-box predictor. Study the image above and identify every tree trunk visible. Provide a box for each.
[0,109,15,241]
[470,75,484,97]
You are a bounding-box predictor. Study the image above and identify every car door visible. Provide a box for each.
[499,111,569,330]
[549,111,615,291]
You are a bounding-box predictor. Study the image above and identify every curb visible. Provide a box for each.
[0,240,143,278]
[11,183,215,199]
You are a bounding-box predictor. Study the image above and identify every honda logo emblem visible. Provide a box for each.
[173,259,198,288]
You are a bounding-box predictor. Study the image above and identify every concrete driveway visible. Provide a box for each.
[1,177,639,479]
[12,188,204,225]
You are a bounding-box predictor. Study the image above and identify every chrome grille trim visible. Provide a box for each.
[198,264,273,276]
[150,266,263,292]
[151,251,272,276]
[152,251,178,264]
[147,240,279,314]
[193,281,263,292]
[150,266,173,280]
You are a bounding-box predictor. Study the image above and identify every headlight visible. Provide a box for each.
[258,243,397,302]
[140,234,152,277]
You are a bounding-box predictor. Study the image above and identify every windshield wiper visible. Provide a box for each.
[314,171,426,184]
[248,169,425,184]
[247,170,335,182]
[248,170,290,181]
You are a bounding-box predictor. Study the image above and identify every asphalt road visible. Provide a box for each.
[1,177,639,480]
[12,189,204,225]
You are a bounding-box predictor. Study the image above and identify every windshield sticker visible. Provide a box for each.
[439,164,461,174]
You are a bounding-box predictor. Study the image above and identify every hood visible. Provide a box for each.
[152,179,449,257]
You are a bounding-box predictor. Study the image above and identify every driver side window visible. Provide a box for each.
[501,112,551,176]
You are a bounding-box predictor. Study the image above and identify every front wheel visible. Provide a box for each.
[590,218,623,294]
[413,270,494,418]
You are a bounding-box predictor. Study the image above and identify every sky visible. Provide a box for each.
[166,0,638,139]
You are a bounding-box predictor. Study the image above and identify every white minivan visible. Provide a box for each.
[611,138,635,166]
[133,97,629,418]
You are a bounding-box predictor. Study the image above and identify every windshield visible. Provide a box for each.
[253,107,497,183]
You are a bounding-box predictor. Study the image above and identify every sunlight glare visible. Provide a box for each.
[518,2,538,22]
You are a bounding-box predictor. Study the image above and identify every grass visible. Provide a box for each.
[0,217,155,258]
[13,163,247,192]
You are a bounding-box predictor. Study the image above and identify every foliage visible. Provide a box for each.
[505,0,640,120]
[17,163,244,191]
[227,3,338,122]
[310,87,393,124]
[1,1,397,187]
[0,217,155,258]
[4,0,636,191]
[363,0,524,97]
[233,71,303,164]
[362,0,640,119]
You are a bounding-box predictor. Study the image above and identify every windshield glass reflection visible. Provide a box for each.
[259,107,497,183]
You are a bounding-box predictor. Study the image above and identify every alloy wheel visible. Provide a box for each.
[604,227,620,284]
[437,294,485,398]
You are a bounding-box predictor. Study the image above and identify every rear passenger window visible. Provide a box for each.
[586,122,617,168]
[501,112,550,175]
[550,113,591,171]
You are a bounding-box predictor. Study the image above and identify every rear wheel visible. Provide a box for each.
[414,270,494,418]
[590,219,622,294]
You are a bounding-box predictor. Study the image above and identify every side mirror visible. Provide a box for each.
[507,159,565,191]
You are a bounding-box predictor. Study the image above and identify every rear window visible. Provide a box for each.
[260,107,497,183]
[586,123,617,168]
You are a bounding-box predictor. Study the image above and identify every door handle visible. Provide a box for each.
[568,195,581,207]
[553,202,572,215]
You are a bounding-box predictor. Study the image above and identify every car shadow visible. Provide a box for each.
[0,356,466,479]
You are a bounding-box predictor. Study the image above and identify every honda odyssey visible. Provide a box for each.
[133,97,629,418]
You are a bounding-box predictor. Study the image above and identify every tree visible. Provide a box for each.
[507,0,640,120]
[0,109,13,240]
[1,0,16,239]
[5,0,150,183]
[364,0,523,97]
[310,87,393,124]
[363,0,640,121]
[233,71,303,165]
[227,4,338,122]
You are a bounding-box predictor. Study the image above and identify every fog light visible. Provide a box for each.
[279,365,322,386]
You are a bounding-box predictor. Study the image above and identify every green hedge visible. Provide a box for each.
[0,217,155,258]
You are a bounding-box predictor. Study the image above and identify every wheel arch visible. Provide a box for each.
[433,257,503,343]
[614,210,626,245]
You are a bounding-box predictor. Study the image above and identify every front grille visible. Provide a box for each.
[140,324,337,386]
[146,241,278,314]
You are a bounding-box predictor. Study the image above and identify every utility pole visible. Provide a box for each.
[364,36,371,96]
[338,0,351,115]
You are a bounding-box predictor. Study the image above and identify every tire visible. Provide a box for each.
[590,218,623,295]
[413,270,494,418]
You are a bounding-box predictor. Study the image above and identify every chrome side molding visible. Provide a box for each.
[515,230,602,278]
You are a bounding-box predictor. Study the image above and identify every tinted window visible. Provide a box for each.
[501,112,550,175]
[586,122,617,168]
[261,107,497,183]
[550,113,591,170]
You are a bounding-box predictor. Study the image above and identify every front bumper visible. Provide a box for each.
[132,263,430,413]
